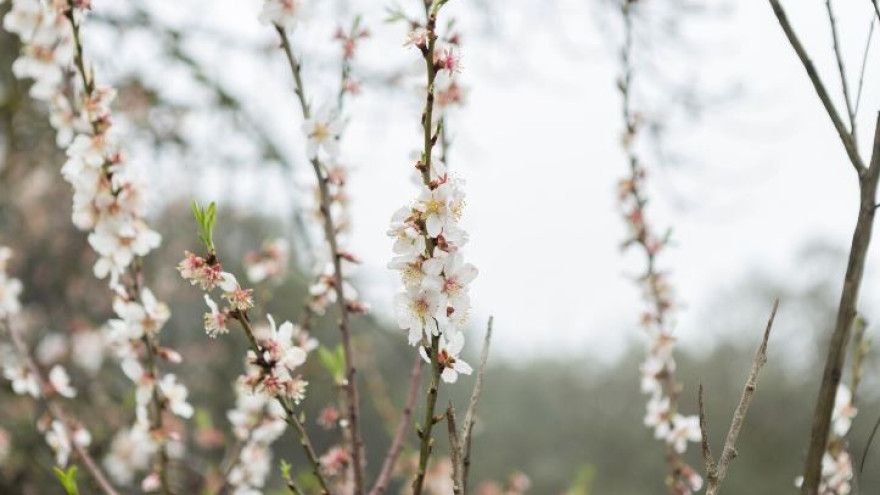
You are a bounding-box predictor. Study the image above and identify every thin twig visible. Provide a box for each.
[700,300,778,495]
[446,403,464,495]
[854,18,875,117]
[825,0,858,149]
[459,316,493,494]
[274,25,366,495]
[368,357,425,495]
[768,0,866,176]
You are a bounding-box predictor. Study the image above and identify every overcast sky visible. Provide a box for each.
[133,0,880,364]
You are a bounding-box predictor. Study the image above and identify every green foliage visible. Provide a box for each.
[565,465,596,495]
[53,466,80,495]
[318,345,346,384]
[191,200,218,253]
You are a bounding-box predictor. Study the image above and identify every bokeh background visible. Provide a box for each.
[3,0,880,493]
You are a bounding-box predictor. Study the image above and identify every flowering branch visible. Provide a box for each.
[698,300,778,495]
[2,1,192,491]
[617,1,701,493]
[270,20,367,495]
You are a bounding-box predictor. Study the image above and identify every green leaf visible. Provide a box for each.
[280,459,293,484]
[190,200,218,253]
[318,345,345,383]
[53,466,80,495]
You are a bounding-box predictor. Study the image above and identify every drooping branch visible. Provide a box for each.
[699,300,778,495]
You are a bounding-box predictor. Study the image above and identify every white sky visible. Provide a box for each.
[130,0,880,363]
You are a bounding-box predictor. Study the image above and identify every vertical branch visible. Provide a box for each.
[412,334,442,495]
[274,26,366,495]
[446,403,464,495]
[801,116,880,494]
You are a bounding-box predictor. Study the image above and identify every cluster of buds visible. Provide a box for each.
[334,16,369,95]
[3,1,191,486]
[404,24,465,116]
[243,238,290,285]
[225,381,288,494]
[179,250,312,404]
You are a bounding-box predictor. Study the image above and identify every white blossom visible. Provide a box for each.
[45,420,91,467]
[159,374,194,419]
[303,105,343,158]
[48,365,76,398]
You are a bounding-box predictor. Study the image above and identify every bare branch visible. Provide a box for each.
[698,385,717,480]
[701,300,778,495]
[825,0,858,148]
[855,19,875,117]
[446,403,464,495]
[368,357,425,495]
[801,115,880,494]
[459,316,494,494]
[768,0,866,176]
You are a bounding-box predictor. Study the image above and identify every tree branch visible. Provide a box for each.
[459,316,493,494]
[825,0,858,149]
[368,357,425,495]
[700,300,778,495]
[801,115,880,494]
[768,0,866,176]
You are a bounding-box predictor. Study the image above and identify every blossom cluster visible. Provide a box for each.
[179,251,313,404]
[225,381,288,495]
[387,154,476,381]
[3,0,191,486]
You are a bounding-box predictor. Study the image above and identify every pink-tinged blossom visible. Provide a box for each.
[48,365,76,398]
[203,295,230,338]
[404,27,429,48]
[258,0,302,31]
[0,272,22,318]
[665,414,701,454]
[244,238,289,284]
[421,331,473,384]
[44,420,91,467]
[103,426,153,485]
[320,445,350,476]
[303,105,344,158]
[3,364,40,398]
[159,374,194,419]
[262,315,307,372]
[395,288,444,345]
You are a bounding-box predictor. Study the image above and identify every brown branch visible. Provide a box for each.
[274,25,366,495]
[801,115,880,494]
[700,300,778,495]
[446,404,464,495]
[855,19,875,116]
[1,318,120,495]
[368,357,425,495]
[459,316,493,494]
[825,0,858,149]
[768,0,866,176]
